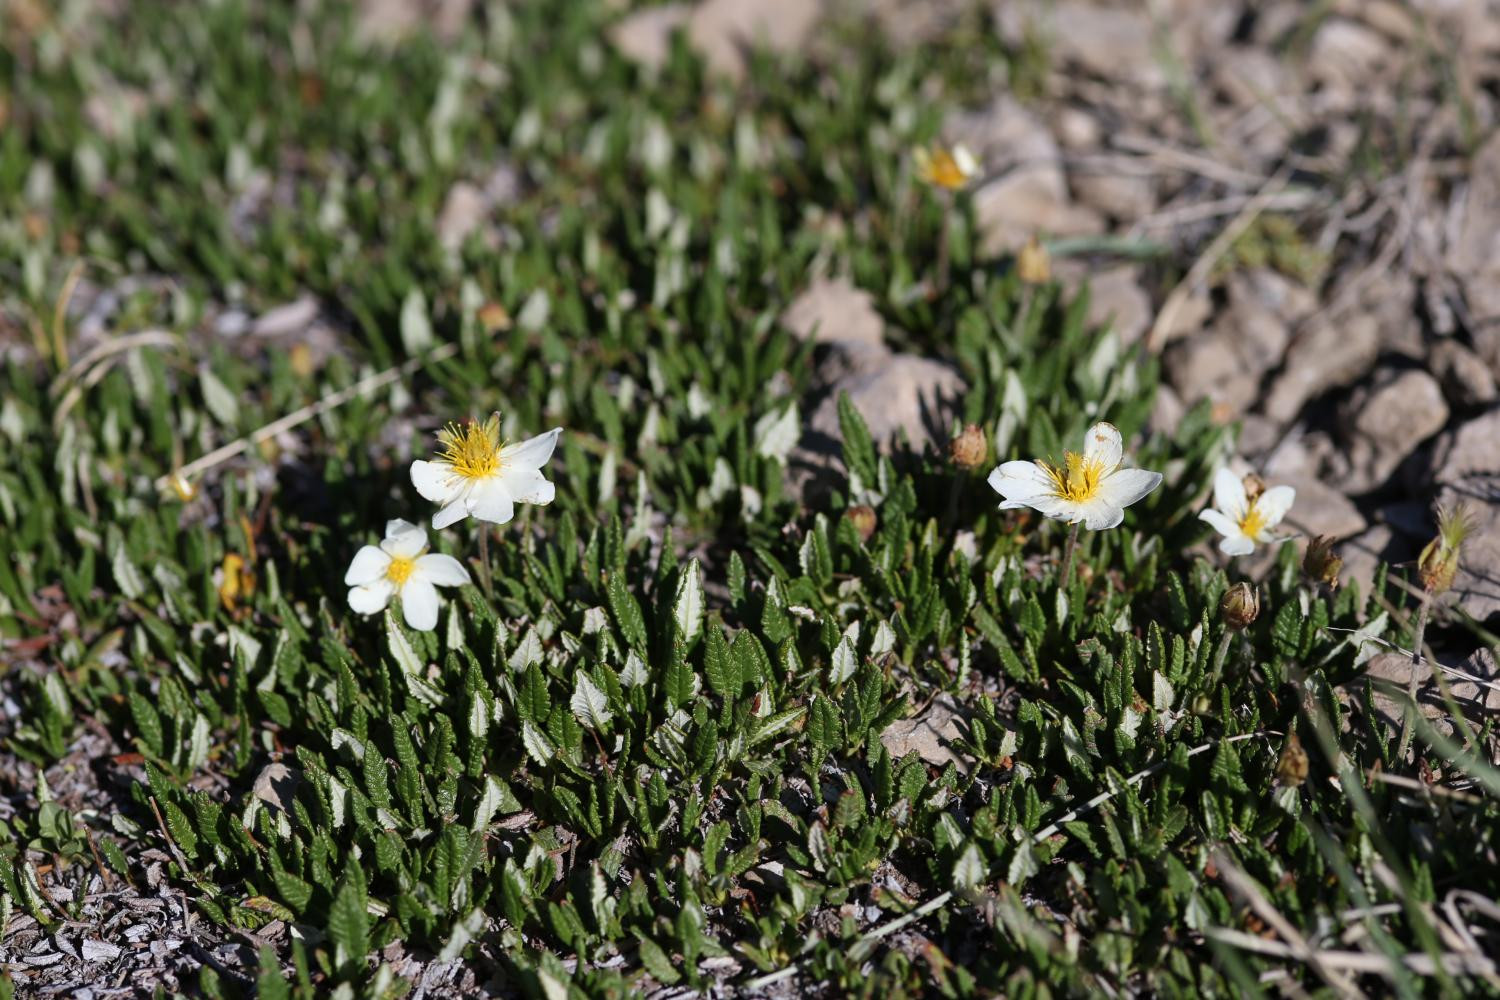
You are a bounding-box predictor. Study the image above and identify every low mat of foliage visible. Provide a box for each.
[2,2,1497,997]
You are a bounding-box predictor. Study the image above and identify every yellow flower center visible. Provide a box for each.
[1042,452,1105,503]
[919,148,968,190]
[437,416,504,481]
[385,556,416,586]
[1238,504,1267,540]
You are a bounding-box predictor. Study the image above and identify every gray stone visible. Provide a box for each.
[252,297,318,338]
[252,763,300,814]
[1279,474,1368,540]
[1343,369,1449,492]
[688,0,823,80]
[608,4,691,72]
[809,353,966,455]
[781,278,886,348]
[1356,648,1500,740]
[1431,339,1498,408]
[1070,170,1157,221]
[1339,524,1410,600]
[1428,407,1500,624]
[1308,19,1390,88]
[880,693,969,771]
[953,97,1102,253]
[1447,132,1500,324]
[1264,314,1379,423]
[995,2,1163,87]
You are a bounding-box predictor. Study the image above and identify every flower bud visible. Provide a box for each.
[478,301,512,333]
[167,472,198,503]
[1417,503,1474,595]
[1016,236,1051,285]
[1275,732,1308,788]
[1219,582,1259,630]
[845,505,878,543]
[948,424,988,471]
[1302,535,1342,590]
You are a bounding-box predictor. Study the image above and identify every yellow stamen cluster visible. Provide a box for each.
[1238,503,1267,541]
[437,415,504,481]
[915,147,968,191]
[385,556,416,585]
[1042,452,1104,502]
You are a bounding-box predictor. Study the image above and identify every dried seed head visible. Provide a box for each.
[948,424,988,471]
[1417,502,1475,595]
[1302,535,1343,590]
[1016,236,1051,285]
[1276,732,1308,788]
[1220,582,1259,630]
[845,505,878,543]
[478,301,512,333]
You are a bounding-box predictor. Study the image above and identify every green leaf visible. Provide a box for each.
[607,572,648,653]
[673,558,704,645]
[570,673,613,730]
[837,392,877,487]
[328,875,370,971]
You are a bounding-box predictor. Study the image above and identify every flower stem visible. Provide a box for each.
[1396,589,1432,763]
[1207,628,1233,688]
[477,525,495,603]
[1060,520,1082,591]
[936,195,953,294]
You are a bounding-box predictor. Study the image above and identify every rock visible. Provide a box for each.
[1447,132,1500,324]
[1431,339,1498,408]
[252,296,318,338]
[954,97,1103,253]
[1263,314,1379,423]
[1148,382,1186,436]
[1278,474,1367,540]
[687,0,823,80]
[1084,266,1152,346]
[1339,524,1411,599]
[252,762,300,814]
[608,3,691,72]
[1054,262,1151,346]
[436,181,488,252]
[1165,324,1260,417]
[808,353,966,455]
[356,0,473,44]
[1069,169,1157,221]
[1308,18,1390,88]
[995,2,1163,87]
[1355,648,1500,740]
[1054,107,1102,150]
[880,693,969,771]
[1342,369,1450,492]
[1428,406,1500,624]
[781,278,886,348]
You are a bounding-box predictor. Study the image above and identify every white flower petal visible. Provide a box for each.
[1082,422,1123,472]
[468,478,516,525]
[381,518,428,558]
[1255,485,1296,530]
[500,427,562,470]
[1095,468,1162,510]
[987,461,1056,503]
[411,460,459,503]
[1079,498,1125,531]
[415,552,471,587]
[344,545,391,586]
[348,580,394,615]
[953,144,979,179]
[1212,467,1247,522]
[501,466,556,505]
[1198,509,1240,538]
[1007,495,1076,521]
[1219,533,1256,556]
[432,496,470,530]
[400,577,440,631]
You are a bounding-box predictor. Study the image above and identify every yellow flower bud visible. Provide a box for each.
[845,505,878,543]
[1016,236,1051,285]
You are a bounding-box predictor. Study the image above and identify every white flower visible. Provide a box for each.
[345,519,470,631]
[410,414,561,530]
[987,421,1162,530]
[914,143,980,191]
[1198,467,1295,556]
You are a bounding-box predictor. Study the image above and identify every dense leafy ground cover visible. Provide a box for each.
[2,2,1497,996]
